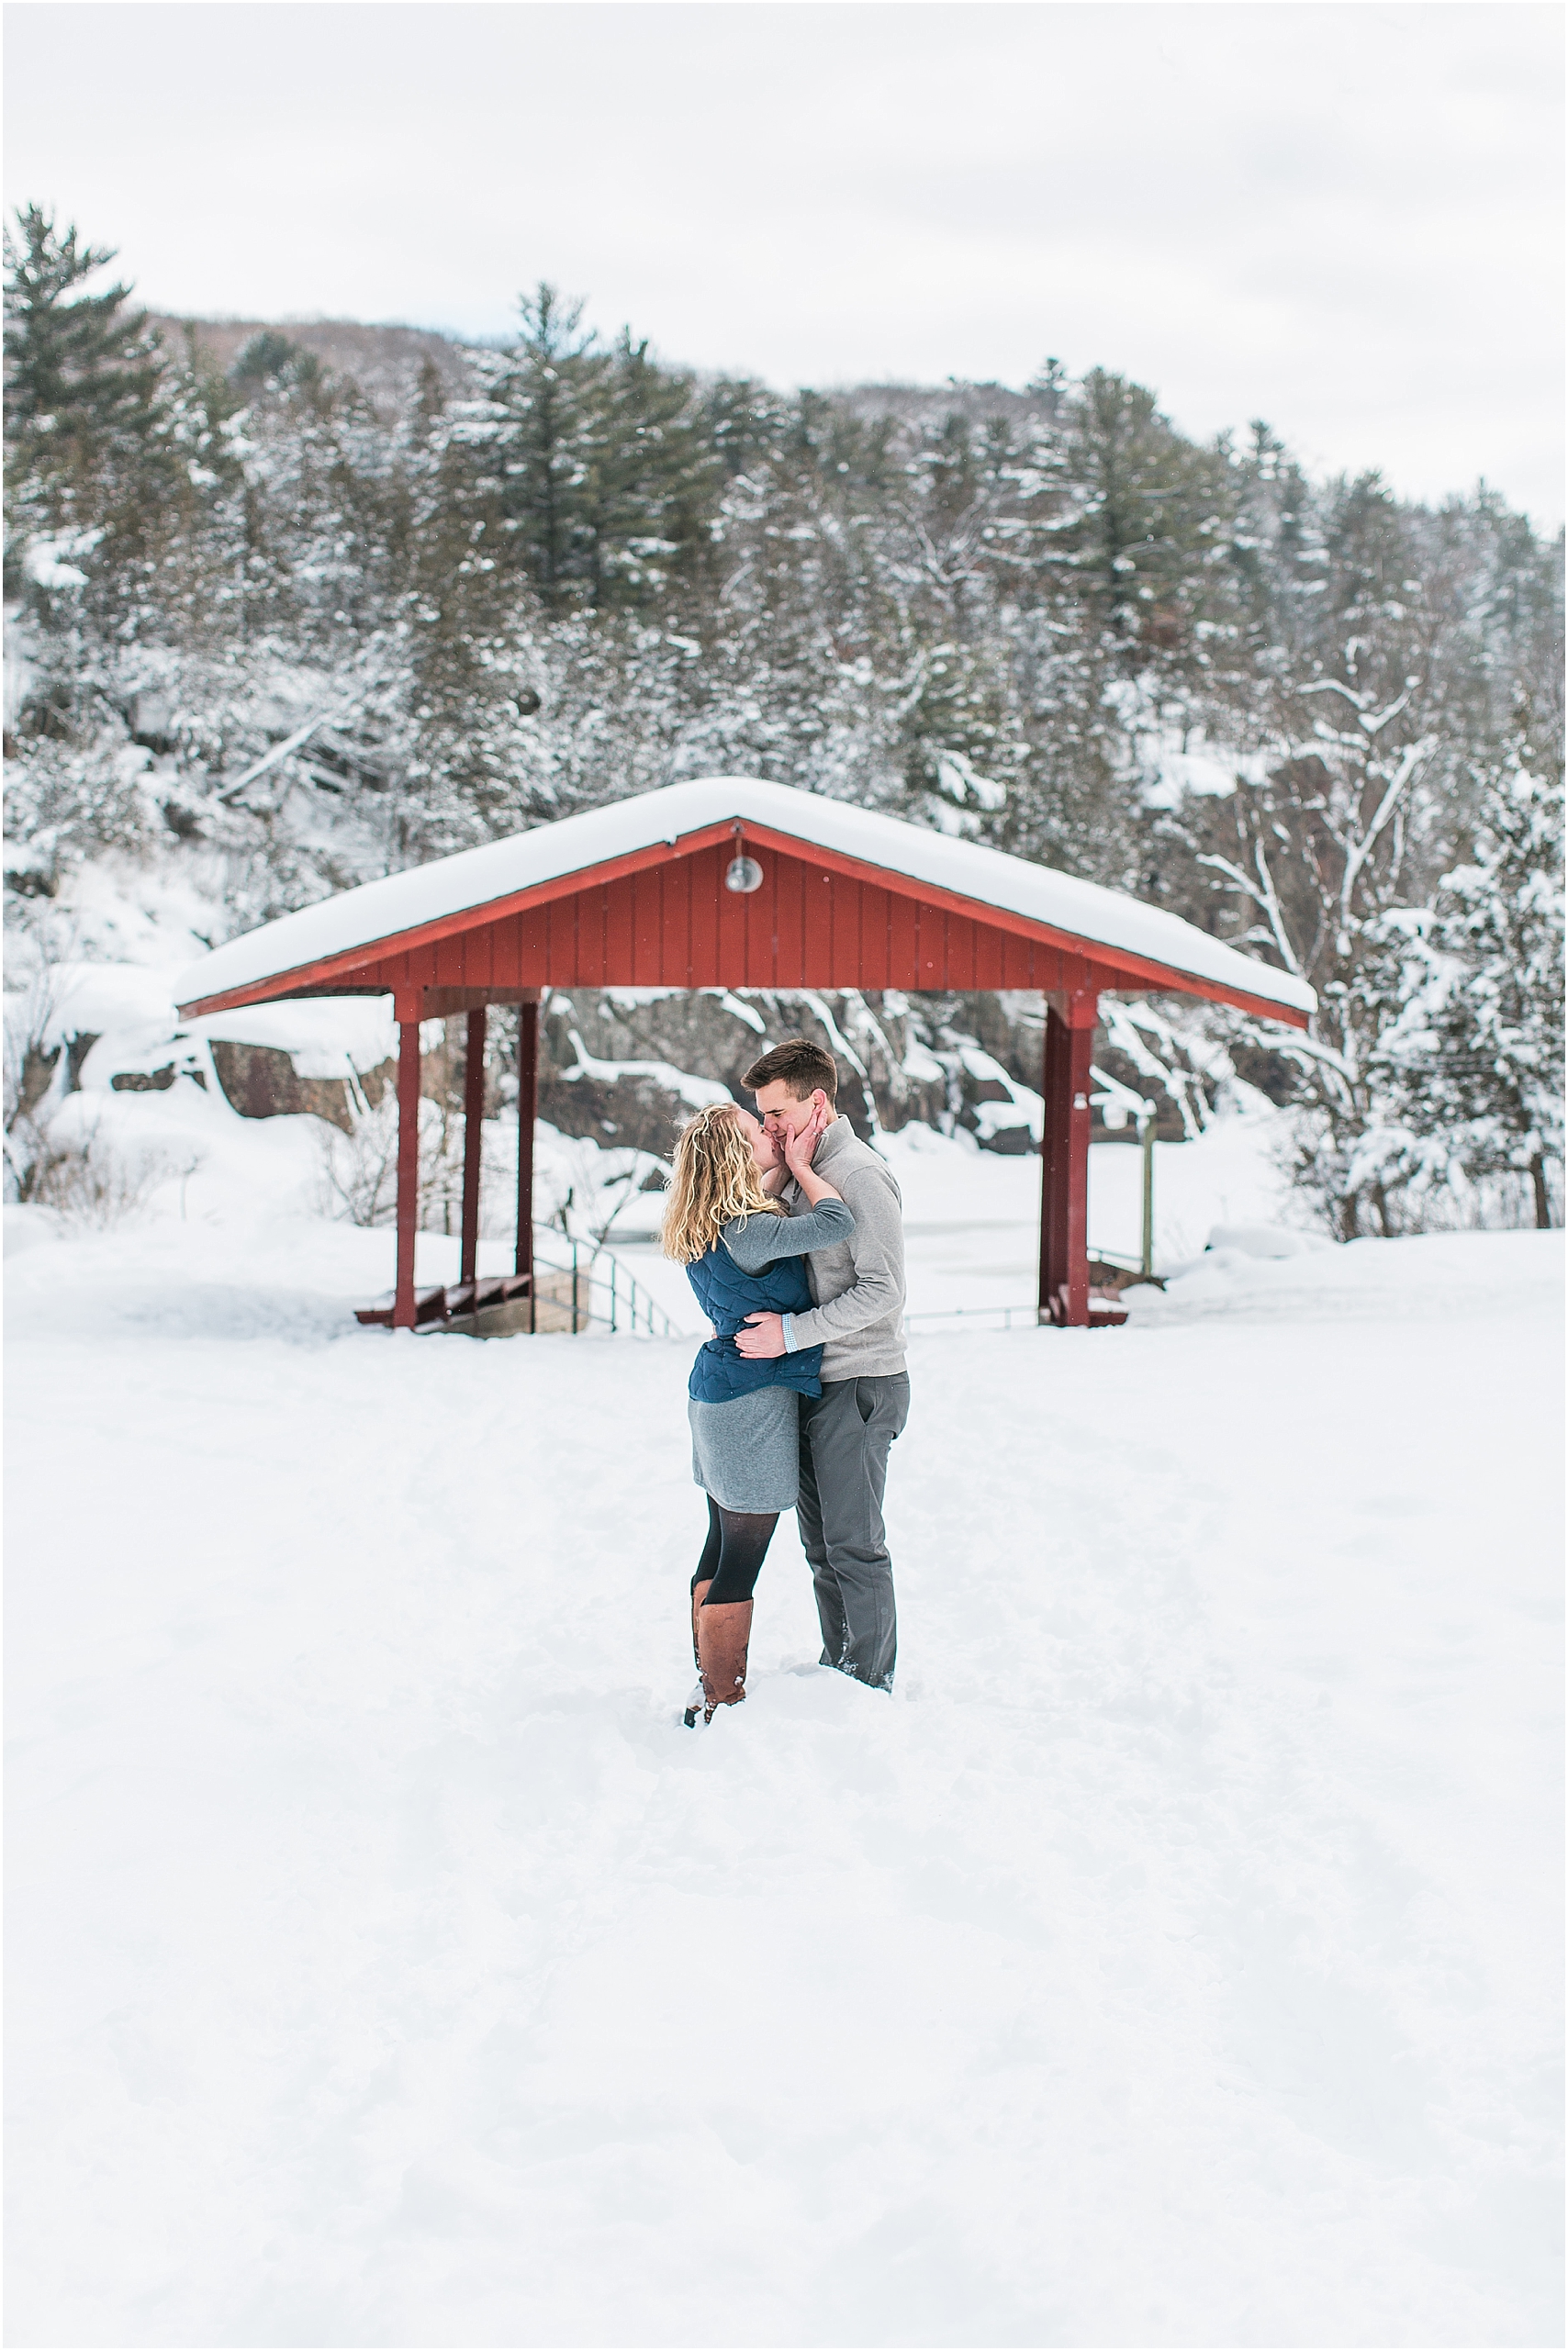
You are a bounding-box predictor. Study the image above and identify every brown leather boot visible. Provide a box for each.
[690,1579,712,1668]
[698,1600,753,1721]
[684,1580,715,1726]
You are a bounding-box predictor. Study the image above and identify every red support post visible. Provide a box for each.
[1062,1015,1092,1327]
[1038,1010,1065,1323]
[393,1005,422,1330]
[516,996,538,1286]
[1038,992,1098,1327]
[460,1005,487,1287]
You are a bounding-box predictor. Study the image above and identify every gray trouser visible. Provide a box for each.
[796,1373,911,1690]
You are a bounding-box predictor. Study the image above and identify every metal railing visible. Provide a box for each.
[1087,1245,1147,1273]
[532,1228,685,1338]
[523,1247,1151,1344]
[902,1256,1156,1335]
[902,1302,1039,1332]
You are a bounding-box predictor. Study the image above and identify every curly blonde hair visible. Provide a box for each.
[661,1102,786,1264]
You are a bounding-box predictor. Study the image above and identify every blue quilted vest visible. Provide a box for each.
[686,1223,824,1404]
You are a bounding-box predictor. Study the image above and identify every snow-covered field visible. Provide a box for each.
[6,1180,1562,2345]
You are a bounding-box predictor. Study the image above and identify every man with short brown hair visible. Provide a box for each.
[734,1036,909,1690]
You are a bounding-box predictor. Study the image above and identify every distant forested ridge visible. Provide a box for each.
[5,207,1562,1232]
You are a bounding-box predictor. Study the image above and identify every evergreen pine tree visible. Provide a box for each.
[1056,369,1234,677]
[1383,739,1564,1226]
[3,205,195,646]
[581,331,718,611]
[4,207,162,467]
[478,284,612,608]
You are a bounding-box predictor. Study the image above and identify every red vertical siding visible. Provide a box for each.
[715,849,749,980]
[601,876,633,984]
[887,893,919,990]
[798,864,834,985]
[972,919,1004,991]
[548,897,572,986]
[689,844,720,985]
[352,840,1167,1000]
[632,866,662,983]
[851,882,881,988]
[774,851,804,984]
[916,909,942,989]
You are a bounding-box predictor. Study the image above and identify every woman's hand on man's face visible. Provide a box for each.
[782,1092,831,1173]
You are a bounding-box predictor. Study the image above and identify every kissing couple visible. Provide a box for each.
[661,1037,911,1724]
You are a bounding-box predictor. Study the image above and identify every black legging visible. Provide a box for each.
[693,1495,778,1607]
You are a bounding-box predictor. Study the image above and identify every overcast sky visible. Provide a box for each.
[6,0,1562,523]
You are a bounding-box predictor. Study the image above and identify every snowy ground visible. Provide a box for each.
[6,1180,1562,2345]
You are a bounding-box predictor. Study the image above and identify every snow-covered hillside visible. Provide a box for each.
[6,1191,1561,2346]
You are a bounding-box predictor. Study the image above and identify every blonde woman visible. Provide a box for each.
[663,1099,854,1723]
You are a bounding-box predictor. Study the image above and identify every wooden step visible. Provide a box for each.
[354,1272,532,1328]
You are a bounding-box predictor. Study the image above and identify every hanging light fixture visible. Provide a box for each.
[724,823,763,894]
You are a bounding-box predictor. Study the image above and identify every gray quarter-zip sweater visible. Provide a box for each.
[779,1116,907,1380]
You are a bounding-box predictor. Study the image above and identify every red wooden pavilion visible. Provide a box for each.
[176,777,1314,1330]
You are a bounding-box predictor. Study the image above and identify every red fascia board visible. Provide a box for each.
[176,814,1309,1028]
[175,823,744,1015]
[734,823,1310,1027]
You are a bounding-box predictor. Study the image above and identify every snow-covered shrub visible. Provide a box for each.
[315,1094,401,1226]
[1256,744,1564,1237]
[1374,749,1564,1229]
[316,1094,525,1235]
[14,1117,173,1227]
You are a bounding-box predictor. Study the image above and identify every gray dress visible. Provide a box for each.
[688,1199,856,1512]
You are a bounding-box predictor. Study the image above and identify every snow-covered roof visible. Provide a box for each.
[176,776,1316,1019]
